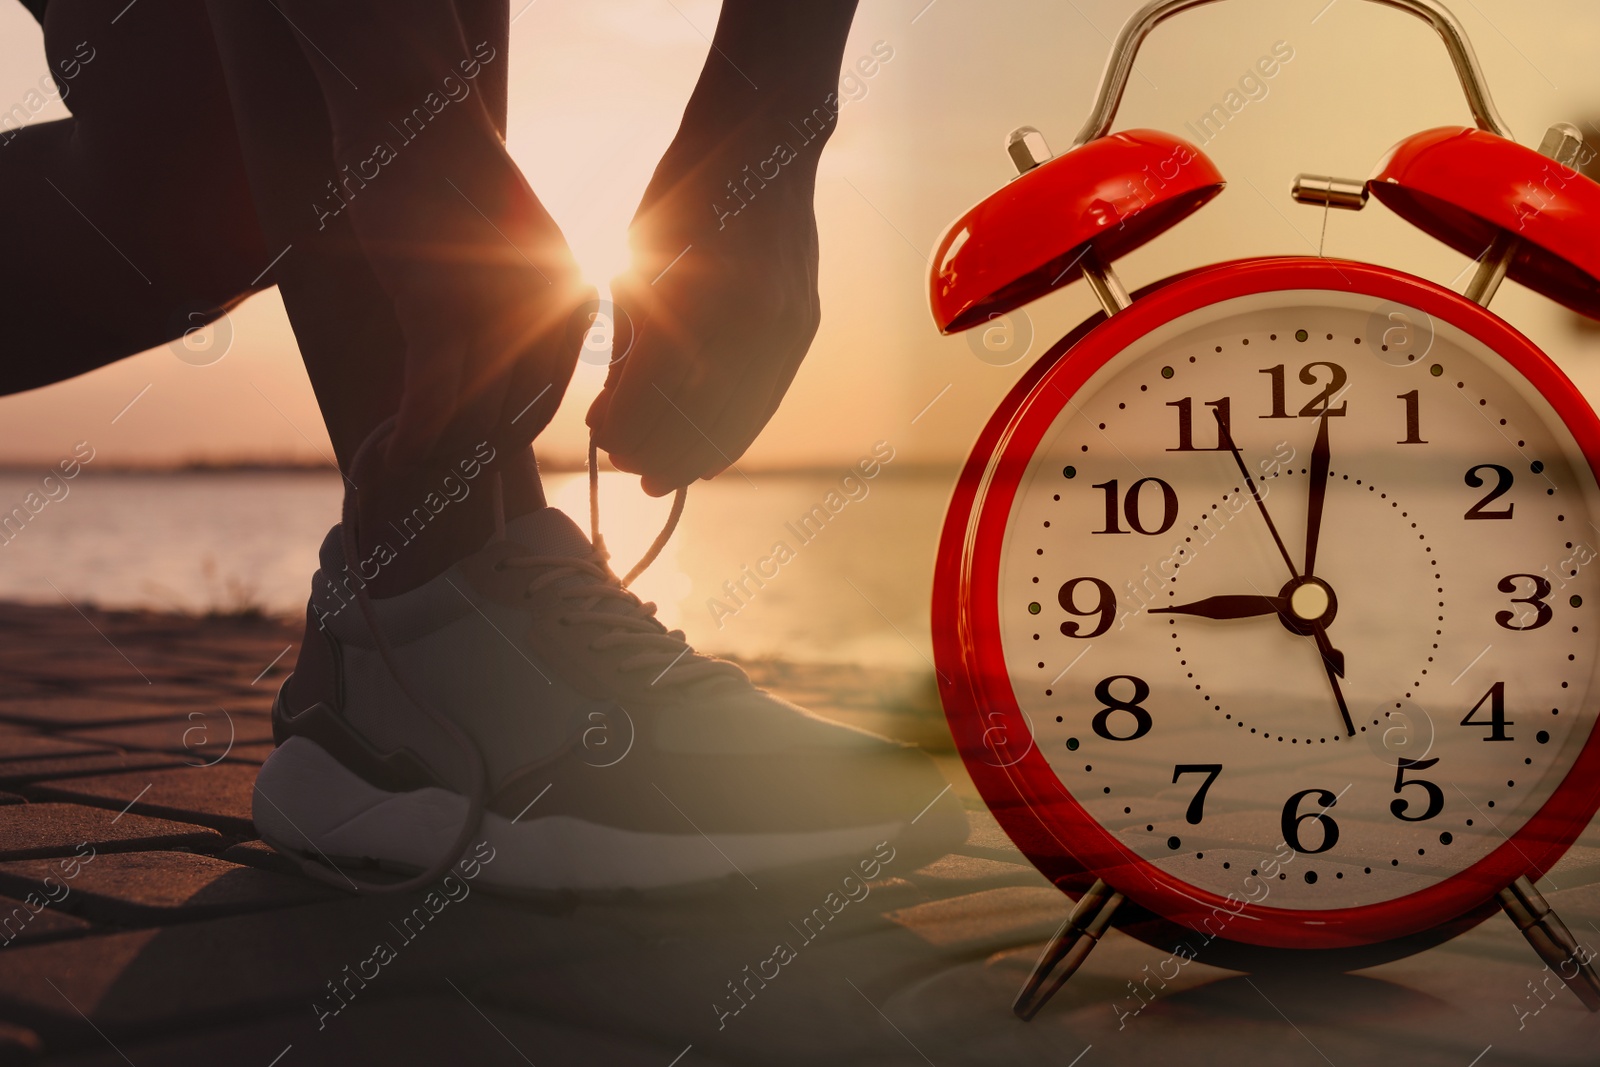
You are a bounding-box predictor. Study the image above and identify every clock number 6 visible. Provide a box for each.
[1495,574,1553,631]
[1172,764,1222,825]
[1280,788,1340,855]
[1091,675,1153,742]
[1390,757,1445,822]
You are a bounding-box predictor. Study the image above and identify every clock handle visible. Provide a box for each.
[1013,878,1125,1021]
[1498,875,1600,1012]
[1071,0,1511,149]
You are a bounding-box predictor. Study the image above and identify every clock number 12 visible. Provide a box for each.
[1259,363,1349,418]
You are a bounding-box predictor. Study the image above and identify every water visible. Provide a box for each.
[0,467,956,668]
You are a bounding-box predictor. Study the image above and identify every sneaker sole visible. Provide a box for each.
[253,735,936,894]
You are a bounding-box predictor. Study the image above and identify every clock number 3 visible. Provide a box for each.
[1091,675,1153,741]
[1495,574,1553,631]
[1390,757,1445,822]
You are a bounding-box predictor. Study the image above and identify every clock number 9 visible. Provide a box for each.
[1389,757,1445,822]
[1091,675,1153,742]
[1058,577,1116,639]
[1280,788,1340,855]
[1495,574,1553,631]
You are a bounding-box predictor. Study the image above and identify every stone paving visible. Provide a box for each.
[0,600,1595,1065]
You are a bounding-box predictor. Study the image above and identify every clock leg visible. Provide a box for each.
[1497,875,1600,1012]
[1013,878,1125,1021]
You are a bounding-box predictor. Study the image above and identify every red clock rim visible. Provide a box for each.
[936,256,1600,949]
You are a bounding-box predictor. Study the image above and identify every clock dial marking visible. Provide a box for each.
[996,290,1599,912]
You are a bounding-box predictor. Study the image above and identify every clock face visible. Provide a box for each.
[944,261,1600,946]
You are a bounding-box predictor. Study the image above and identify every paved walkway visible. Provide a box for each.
[0,601,1594,1065]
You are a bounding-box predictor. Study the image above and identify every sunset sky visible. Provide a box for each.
[1,0,1597,472]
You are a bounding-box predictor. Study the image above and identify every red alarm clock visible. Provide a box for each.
[928,0,1600,1018]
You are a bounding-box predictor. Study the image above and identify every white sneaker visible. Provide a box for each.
[253,506,964,893]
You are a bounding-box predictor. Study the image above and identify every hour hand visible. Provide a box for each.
[1311,624,1346,678]
[1163,595,1288,621]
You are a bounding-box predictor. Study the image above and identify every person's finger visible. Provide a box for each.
[620,326,772,494]
[585,271,653,442]
[659,277,814,478]
[606,265,809,492]
[583,291,640,433]
[590,318,699,462]
[700,253,818,475]
[590,266,730,455]
[589,276,684,455]
[629,392,728,495]
[702,323,814,478]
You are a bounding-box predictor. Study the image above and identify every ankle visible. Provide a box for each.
[348,442,546,597]
[501,445,546,516]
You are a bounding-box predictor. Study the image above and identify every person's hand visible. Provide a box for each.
[587,113,824,496]
[337,125,593,467]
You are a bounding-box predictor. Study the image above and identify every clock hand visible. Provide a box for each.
[1299,413,1350,732]
[1213,411,1350,736]
[1217,412,1301,581]
[1310,623,1345,678]
[1164,594,1289,620]
[1304,411,1331,577]
[1311,622,1355,736]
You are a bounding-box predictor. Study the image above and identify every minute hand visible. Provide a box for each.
[1304,411,1331,576]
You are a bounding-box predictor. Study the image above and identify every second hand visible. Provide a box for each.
[1218,415,1300,581]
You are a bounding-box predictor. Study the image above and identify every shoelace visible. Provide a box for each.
[495,552,739,687]
[310,419,712,894]
[589,437,684,588]
[482,437,739,688]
